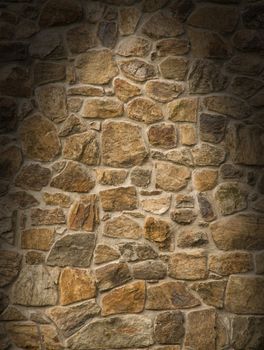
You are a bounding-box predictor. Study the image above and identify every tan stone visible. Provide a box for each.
[94,245,120,265]
[144,216,170,250]
[68,85,104,97]
[0,250,22,287]
[81,98,123,119]
[132,260,167,280]
[114,78,141,102]
[116,36,151,57]
[0,306,26,322]
[101,281,145,316]
[130,167,151,187]
[191,280,227,308]
[170,209,197,225]
[156,38,190,57]
[145,80,183,102]
[68,195,99,232]
[193,169,218,191]
[20,115,61,162]
[95,262,132,291]
[15,164,51,191]
[21,228,55,251]
[146,281,200,310]
[119,7,141,35]
[67,97,83,113]
[96,168,128,186]
[179,124,196,146]
[225,276,264,314]
[6,323,40,350]
[169,252,207,280]
[104,214,143,239]
[214,182,247,215]
[168,97,198,122]
[148,123,176,149]
[154,311,184,345]
[155,161,191,192]
[7,191,39,209]
[59,115,87,137]
[192,143,225,166]
[31,208,65,226]
[141,195,171,215]
[209,252,253,276]
[120,59,156,82]
[159,57,188,80]
[100,187,137,211]
[142,12,183,39]
[76,49,118,84]
[43,192,71,208]
[59,268,96,305]
[127,97,163,124]
[102,121,148,167]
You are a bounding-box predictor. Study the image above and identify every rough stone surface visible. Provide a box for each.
[159,57,188,80]
[104,214,143,239]
[95,262,132,291]
[21,228,55,251]
[169,252,207,280]
[141,195,171,215]
[15,164,51,191]
[96,168,128,186]
[214,182,247,215]
[100,187,138,211]
[120,59,156,81]
[81,98,123,119]
[31,208,66,226]
[193,169,218,191]
[145,80,183,102]
[133,260,167,280]
[0,251,22,287]
[148,123,176,149]
[144,216,171,250]
[127,97,163,124]
[142,12,183,39]
[200,113,226,143]
[168,98,198,122]
[155,162,191,192]
[191,280,227,308]
[114,78,141,102]
[209,252,253,276]
[119,7,141,35]
[117,36,151,57]
[154,311,184,344]
[192,143,226,166]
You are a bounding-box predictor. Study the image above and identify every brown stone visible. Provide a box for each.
[225,276,264,314]
[144,216,171,250]
[242,3,264,29]
[0,305,26,322]
[0,96,17,133]
[96,168,128,186]
[94,245,120,265]
[193,169,218,191]
[114,78,141,102]
[230,76,263,99]
[143,0,169,12]
[148,123,176,149]
[170,209,197,225]
[127,97,163,124]
[59,268,96,306]
[76,49,118,84]
[200,113,227,144]
[0,250,22,287]
[21,228,55,251]
[145,80,183,102]
[156,38,190,57]
[214,182,247,215]
[192,143,225,166]
[0,65,31,98]
[120,59,156,82]
[188,5,239,33]
[47,233,96,268]
[59,115,87,137]
[66,23,97,54]
[210,213,264,250]
[15,164,51,191]
[184,308,216,350]
[100,187,137,212]
[117,36,151,57]
[208,252,253,276]
[81,98,123,119]
[198,193,216,222]
[175,194,194,208]
[226,54,264,76]
[159,57,188,80]
[155,161,191,192]
[34,62,66,87]
[39,0,82,27]
[130,167,151,187]
[168,97,198,122]
[132,260,167,280]
[102,121,148,167]
[0,146,22,180]
[20,115,61,162]
[169,252,207,280]
[166,147,193,166]
[141,195,171,215]
[68,85,103,97]
[31,208,65,226]
[192,280,227,308]
[7,191,39,209]
[179,124,196,146]
[86,1,104,23]
[0,42,28,62]
[43,192,71,208]
[146,281,200,310]
[104,214,143,239]
[50,161,95,193]
[256,252,264,274]
[177,229,208,248]
[95,262,132,291]
[142,12,183,39]
[101,281,145,316]
[154,311,184,344]
[118,242,158,262]
[25,251,45,265]
[29,30,65,59]
[119,7,141,35]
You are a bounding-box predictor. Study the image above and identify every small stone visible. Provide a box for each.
[146,281,200,310]
[184,308,216,350]
[155,161,191,192]
[66,23,97,54]
[43,192,71,208]
[188,5,239,33]
[145,80,183,102]
[101,281,145,316]
[132,260,167,280]
[47,233,96,268]
[0,251,22,287]
[50,161,95,193]
[170,209,197,225]
[200,113,227,143]
[81,98,123,119]
[169,252,207,280]
[59,268,96,305]
[94,245,120,265]
[39,0,82,27]
[148,123,177,149]
[66,315,153,349]
[141,195,171,215]
[95,262,132,291]
[179,124,196,146]
[198,193,215,222]
[76,49,118,84]
[15,164,51,191]
[31,208,65,226]
[192,143,225,166]
[114,78,141,102]
[118,242,158,262]
[120,59,156,82]
[68,85,104,97]
[34,62,66,85]
[0,146,22,180]
[159,57,188,80]
[47,300,100,338]
[177,229,208,248]
[21,228,55,251]
[119,7,141,35]
[98,21,118,49]
[11,265,59,306]
[25,251,45,265]
[191,280,227,308]
[142,12,183,39]
[117,36,151,57]
[20,115,61,161]
[193,169,218,191]
[154,311,184,344]
[210,213,264,250]
[143,0,169,12]
[166,148,193,166]
[102,121,148,167]
[168,97,198,122]
[104,214,143,239]
[144,216,171,250]
[131,167,152,187]
[225,276,264,314]
[127,97,163,124]
[96,168,127,186]
[100,186,137,211]
[208,252,253,276]
[156,38,190,56]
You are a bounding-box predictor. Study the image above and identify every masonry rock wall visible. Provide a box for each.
[0,0,264,349]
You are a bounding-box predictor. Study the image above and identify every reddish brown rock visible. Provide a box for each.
[144,216,171,250]
[21,228,55,251]
[191,280,227,308]
[100,187,137,211]
[148,123,176,149]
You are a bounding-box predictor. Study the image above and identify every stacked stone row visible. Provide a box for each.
[0,0,264,349]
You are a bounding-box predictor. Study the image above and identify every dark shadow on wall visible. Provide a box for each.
[0,0,264,349]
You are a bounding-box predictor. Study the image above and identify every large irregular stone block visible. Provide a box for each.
[12,265,59,306]
[156,38,190,57]
[120,59,156,81]
[94,245,120,265]
[47,233,96,268]
[102,121,148,167]
[154,311,184,344]
[145,80,183,102]
[159,56,188,80]
[127,97,163,124]
[81,98,123,119]
[95,262,132,292]
[191,280,227,308]
[208,251,253,276]
[118,242,158,262]
[104,214,143,239]
[200,113,227,143]
[114,78,141,102]
[66,315,154,349]
[66,24,97,54]
[141,194,171,215]
[142,12,183,39]
[210,214,264,250]
[21,228,55,251]
[116,36,151,57]
[231,315,264,349]
[225,276,264,314]
[168,252,207,280]
[192,143,226,166]
[0,250,22,287]
[100,186,138,211]
[15,164,51,190]
[155,161,191,192]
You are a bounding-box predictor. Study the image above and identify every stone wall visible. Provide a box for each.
[0,0,264,349]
